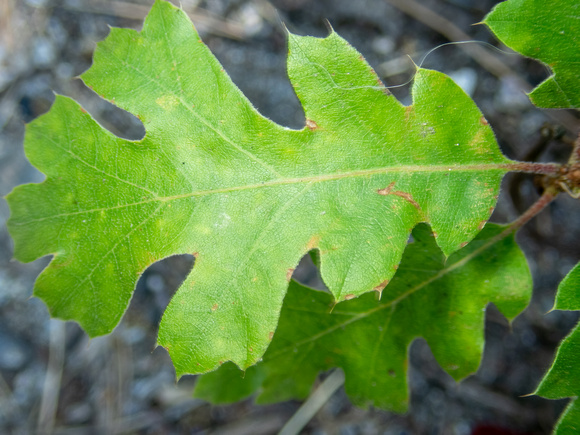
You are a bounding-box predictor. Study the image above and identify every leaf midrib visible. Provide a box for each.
[13,163,510,226]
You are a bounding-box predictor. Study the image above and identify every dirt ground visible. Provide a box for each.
[0,0,579,434]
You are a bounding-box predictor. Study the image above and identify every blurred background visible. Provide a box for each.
[0,0,579,433]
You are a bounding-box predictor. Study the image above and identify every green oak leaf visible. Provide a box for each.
[194,362,264,405]
[535,263,580,434]
[484,0,580,109]
[194,224,532,411]
[7,0,513,376]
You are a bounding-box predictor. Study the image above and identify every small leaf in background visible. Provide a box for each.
[195,223,532,412]
[484,0,580,109]
[535,263,580,434]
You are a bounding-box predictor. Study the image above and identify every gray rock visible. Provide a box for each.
[0,330,30,370]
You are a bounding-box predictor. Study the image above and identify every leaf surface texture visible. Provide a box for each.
[7,0,512,374]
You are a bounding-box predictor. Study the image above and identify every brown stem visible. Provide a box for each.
[505,185,559,234]
[554,133,580,197]
[503,162,563,176]
[469,186,560,262]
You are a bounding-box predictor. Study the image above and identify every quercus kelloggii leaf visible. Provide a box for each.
[7,0,515,376]
[194,224,532,411]
[484,0,580,109]
[535,263,580,434]
[194,361,264,405]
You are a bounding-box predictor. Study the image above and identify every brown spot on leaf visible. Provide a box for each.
[480,116,489,125]
[377,181,396,196]
[306,119,319,130]
[405,106,413,122]
[269,332,274,340]
[393,191,421,210]
[460,241,468,248]
[373,279,389,293]
[477,220,486,230]
[306,235,320,251]
[249,347,253,352]
[393,264,399,270]
[375,77,390,94]
[211,303,218,311]
[286,268,295,282]
[344,294,356,300]
[377,182,421,211]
